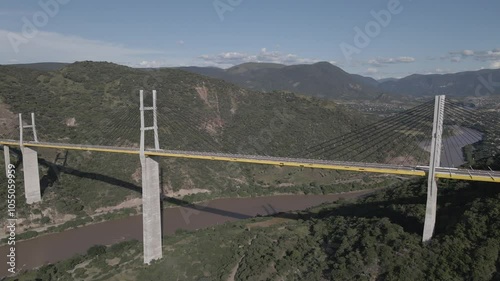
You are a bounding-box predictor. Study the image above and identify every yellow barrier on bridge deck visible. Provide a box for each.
[1,140,499,183]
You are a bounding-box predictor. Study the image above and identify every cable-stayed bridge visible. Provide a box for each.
[1,92,499,264]
[0,141,498,181]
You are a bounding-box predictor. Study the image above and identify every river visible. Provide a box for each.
[0,190,375,277]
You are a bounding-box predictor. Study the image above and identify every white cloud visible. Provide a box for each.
[176,40,185,45]
[198,48,320,67]
[462,49,474,56]
[479,49,500,61]
[137,60,177,68]
[396,56,416,63]
[491,61,500,69]
[447,48,500,63]
[419,68,453,75]
[367,56,416,66]
[0,29,170,66]
[365,68,378,74]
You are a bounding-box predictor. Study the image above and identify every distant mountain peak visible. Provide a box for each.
[378,68,500,96]
[312,61,334,66]
[226,62,286,74]
[180,61,379,99]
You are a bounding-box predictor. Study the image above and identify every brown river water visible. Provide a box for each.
[0,190,375,277]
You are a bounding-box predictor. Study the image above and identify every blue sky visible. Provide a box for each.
[1,0,499,78]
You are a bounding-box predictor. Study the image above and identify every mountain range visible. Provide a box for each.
[177,62,379,99]
[178,62,500,98]
[378,69,500,97]
[4,61,500,98]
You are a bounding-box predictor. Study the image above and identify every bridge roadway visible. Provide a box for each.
[1,139,499,183]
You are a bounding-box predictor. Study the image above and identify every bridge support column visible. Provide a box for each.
[3,145,10,177]
[423,95,445,242]
[18,113,41,204]
[22,147,42,204]
[139,90,162,264]
[141,156,162,264]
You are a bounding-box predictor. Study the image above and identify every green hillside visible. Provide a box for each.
[8,170,500,281]
[0,61,407,237]
[4,62,69,71]
[2,61,500,280]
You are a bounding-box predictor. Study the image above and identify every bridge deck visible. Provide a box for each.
[1,140,499,183]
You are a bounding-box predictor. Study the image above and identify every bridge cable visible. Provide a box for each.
[354,114,434,164]
[161,111,223,151]
[295,100,435,157]
[94,110,140,147]
[293,101,434,157]
[156,113,218,151]
[156,110,221,152]
[300,104,435,160]
[443,107,489,166]
[320,111,433,162]
[440,109,468,167]
[318,105,435,161]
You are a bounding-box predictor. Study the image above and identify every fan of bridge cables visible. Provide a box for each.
[51,107,143,148]
[101,98,495,169]
[292,99,498,168]
[0,107,143,148]
[4,95,497,170]
[37,98,225,151]
[0,98,224,151]
[292,100,436,166]
[154,106,223,153]
[442,100,500,168]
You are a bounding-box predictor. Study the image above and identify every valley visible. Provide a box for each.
[2,1,500,280]
[1,57,499,280]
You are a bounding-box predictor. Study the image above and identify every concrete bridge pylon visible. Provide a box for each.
[19,113,41,204]
[139,90,162,264]
[423,95,445,242]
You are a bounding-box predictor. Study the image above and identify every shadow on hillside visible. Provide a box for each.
[39,157,143,194]
[7,147,498,236]
[8,148,252,220]
[1,146,22,169]
[272,182,500,237]
[433,182,500,235]
[272,194,426,235]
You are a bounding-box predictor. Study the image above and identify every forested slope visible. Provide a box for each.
[0,61,399,236]
[8,170,500,281]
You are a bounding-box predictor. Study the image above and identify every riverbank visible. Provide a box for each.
[0,189,378,277]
